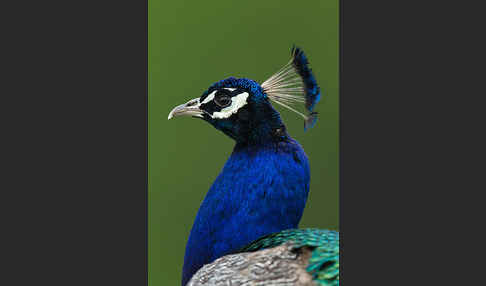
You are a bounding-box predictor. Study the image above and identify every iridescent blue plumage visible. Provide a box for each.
[292,46,321,130]
[182,137,310,286]
[203,77,264,100]
[292,46,321,113]
[168,47,338,286]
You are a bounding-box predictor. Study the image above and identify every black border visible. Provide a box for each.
[3,1,148,285]
[339,0,474,284]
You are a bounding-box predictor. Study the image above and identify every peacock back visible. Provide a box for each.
[241,228,339,286]
[188,228,339,286]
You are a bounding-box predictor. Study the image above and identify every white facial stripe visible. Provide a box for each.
[212,92,249,119]
[202,90,217,104]
[202,88,235,105]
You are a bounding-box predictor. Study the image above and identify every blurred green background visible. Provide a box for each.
[149,1,338,285]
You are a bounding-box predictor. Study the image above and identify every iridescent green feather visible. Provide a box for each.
[239,228,339,286]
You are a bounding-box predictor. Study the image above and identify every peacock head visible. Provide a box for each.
[168,47,321,144]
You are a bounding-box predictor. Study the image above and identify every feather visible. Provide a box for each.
[241,229,339,285]
[261,46,322,130]
[188,229,339,286]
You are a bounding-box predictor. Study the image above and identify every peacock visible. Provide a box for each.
[168,46,339,286]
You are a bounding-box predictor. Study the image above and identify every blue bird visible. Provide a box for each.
[168,47,339,286]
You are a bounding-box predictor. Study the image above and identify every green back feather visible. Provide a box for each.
[240,228,339,286]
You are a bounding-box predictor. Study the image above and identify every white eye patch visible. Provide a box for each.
[201,88,236,105]
[201,90,217,104]
[212,91,249,119]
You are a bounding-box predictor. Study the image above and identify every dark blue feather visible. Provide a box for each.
[181,138,310,286]
[292,46,321,113]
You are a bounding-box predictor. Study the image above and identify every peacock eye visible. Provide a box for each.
[214,90,232,107]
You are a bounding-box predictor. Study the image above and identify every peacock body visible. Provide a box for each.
[169,47,339,285]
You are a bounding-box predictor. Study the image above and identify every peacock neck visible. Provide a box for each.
[181,136,310,285]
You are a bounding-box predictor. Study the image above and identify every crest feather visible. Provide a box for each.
[261,46,322,130]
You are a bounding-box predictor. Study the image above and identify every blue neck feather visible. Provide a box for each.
[181,136,310,285]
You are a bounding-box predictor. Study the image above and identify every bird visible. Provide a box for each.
[168,46,339,286]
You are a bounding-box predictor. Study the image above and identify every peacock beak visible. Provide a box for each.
[168,98,204,120]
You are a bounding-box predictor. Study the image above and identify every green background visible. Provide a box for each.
[149,1,339,285]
